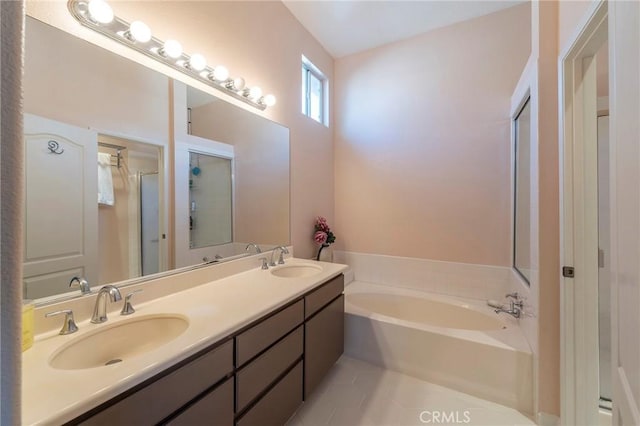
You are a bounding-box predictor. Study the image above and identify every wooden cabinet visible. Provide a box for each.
[305,274,344,319]
[76,340,233,426]
[236,300,303,367]
[166,378,234,426]
[236,363,303,426]
[70,273,344,426]
[304,291,345,398]
[236,326,303,412]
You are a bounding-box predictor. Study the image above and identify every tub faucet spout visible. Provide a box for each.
[494,304,522,319]
[494,293,524,319]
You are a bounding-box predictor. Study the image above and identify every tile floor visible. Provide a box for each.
[287,356,536,426]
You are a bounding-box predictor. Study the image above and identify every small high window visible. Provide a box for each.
[301,55,328,126]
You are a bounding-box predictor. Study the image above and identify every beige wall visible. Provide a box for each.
[558,0,593,52]
[534,0,561,416]
[334,4,531,266]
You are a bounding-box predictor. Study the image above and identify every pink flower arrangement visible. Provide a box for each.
[313,216,336,261]
[314,231,328,245]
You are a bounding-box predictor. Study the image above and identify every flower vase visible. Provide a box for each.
[315,244,333,262]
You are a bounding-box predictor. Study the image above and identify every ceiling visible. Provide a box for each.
[282,1,527,58]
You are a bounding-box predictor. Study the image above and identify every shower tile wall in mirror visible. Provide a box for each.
[23,16,290,303]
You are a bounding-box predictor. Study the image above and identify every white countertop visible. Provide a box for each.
[22,258,347,425]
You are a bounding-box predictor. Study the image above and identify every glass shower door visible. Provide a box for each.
[140,172,160,276]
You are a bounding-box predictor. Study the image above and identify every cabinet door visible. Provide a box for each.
[166,378,233,426]
[305,274,344,319]
[79,341,233,426]
[304,294,344,398]
[236,300,303,366]
[236,362,303,426]
[236,327,303,412]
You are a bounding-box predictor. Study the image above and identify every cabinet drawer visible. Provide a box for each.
[236,326,303,412]
[236,362,303,426]
[305,294,344,398]
[80,340,233,426]
[166,378,233,426]
[236,300,303,366]
[305,274,344,319]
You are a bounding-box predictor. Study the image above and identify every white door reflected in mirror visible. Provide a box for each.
[23,114,98,300]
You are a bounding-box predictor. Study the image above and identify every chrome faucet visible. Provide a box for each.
[69,276,91,295]
[494,292,524,319]
[269,246,290,267]
[91,285,122,324]
[245,243,262,254]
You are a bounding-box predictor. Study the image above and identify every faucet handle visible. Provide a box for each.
[278,247,289,265]
[45,309,79,335]
[260,257,269,270]
[121,289,143,316]
[69,276,91,295]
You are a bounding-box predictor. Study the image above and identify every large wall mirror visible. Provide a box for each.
[513,97,531,285]
[23,16,290,303]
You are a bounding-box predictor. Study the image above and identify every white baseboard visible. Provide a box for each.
[599,408,612,426]
[537,412,559,426]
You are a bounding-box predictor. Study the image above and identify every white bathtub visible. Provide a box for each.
[344,281,533,414]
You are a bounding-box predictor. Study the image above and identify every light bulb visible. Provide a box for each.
[129,21,151,43]
[211,66,229,82]
[232,77,245,91]
[188,54,207,71]
[161,39,183,59]
[249,86,262,100]
[87,0,114,24]
[262,94,277,107]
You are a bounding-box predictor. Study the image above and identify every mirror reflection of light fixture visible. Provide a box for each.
[68,0,276,110]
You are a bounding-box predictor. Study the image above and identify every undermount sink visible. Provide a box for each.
[49,314,189,370]
[270,263,323,278]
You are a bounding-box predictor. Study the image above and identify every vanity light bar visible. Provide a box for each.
[67,0,276,110]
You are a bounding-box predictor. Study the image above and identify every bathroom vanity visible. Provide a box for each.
[22,259,346,426]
